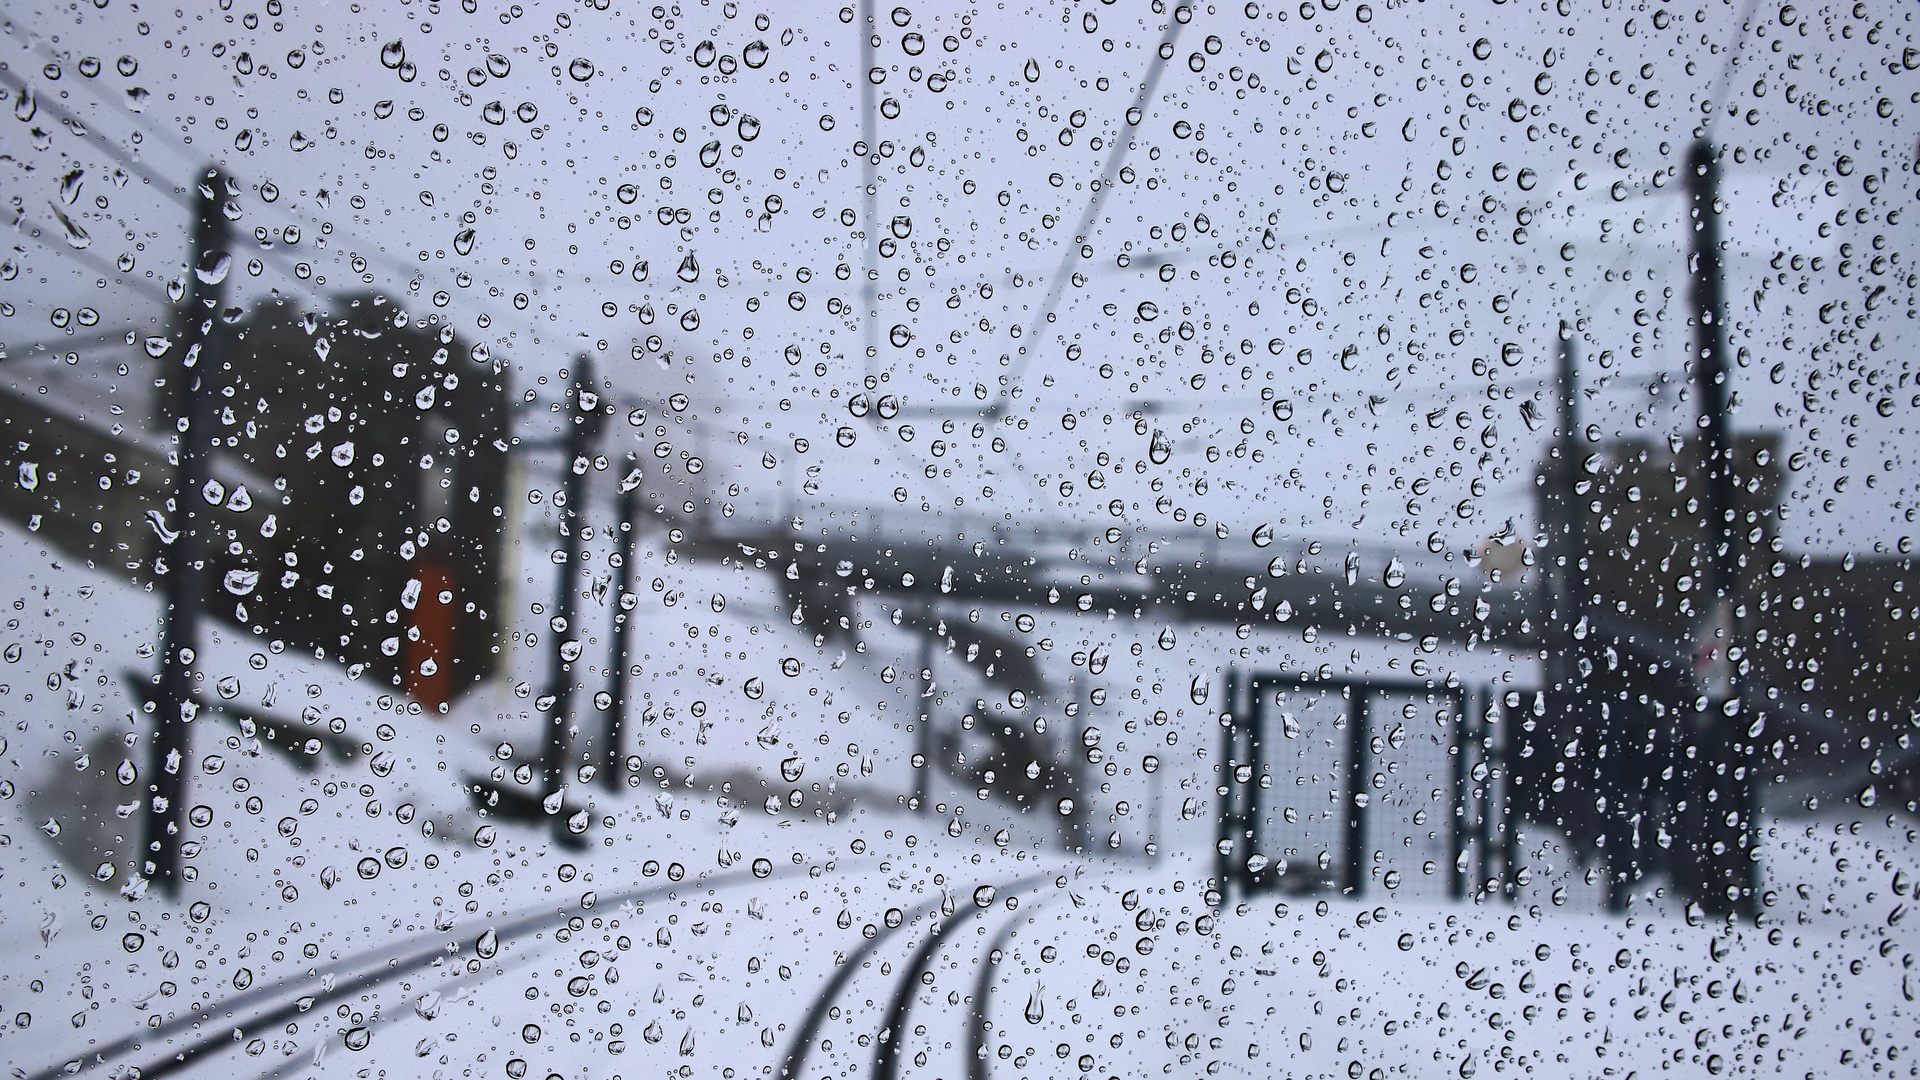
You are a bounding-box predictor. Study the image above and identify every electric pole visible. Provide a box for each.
[145,170,233,895]
[1684,138,1757,920]
[1548,319,1583,659]
[540,355,603,837]
[604,468,639,793]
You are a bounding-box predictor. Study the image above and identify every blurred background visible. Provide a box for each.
[1,0,1916,1076]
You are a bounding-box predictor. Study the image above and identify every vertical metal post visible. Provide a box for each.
[540,356,602,818]
[1551,322,1581,596]
[1547,323,1590,901]
[602,472,639,793]
[1684,139,1757,919]
[1687,140,1738,661]
[1549,321,1585,685]
[145,170,232,895]
[1498,696,1521,902]
[858,0,879,382]
[1149,735,1164,868]
[1216,669,1239,899]
[1449,687,1471,901]
[1342,687,1369,896]
[913,603,933,813]
[1245,677,1266,893]
[1473,688,1495,898]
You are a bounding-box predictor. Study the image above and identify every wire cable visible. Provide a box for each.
[999,14,1188,402]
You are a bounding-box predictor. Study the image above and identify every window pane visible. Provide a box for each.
[4,2,1914,1077]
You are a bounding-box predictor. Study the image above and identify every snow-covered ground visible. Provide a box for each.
[1,520,1916,1080]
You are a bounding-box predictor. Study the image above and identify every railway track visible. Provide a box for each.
[780,869,1067,1080]
[34,858,1094,1080]
[27,864,806,1080]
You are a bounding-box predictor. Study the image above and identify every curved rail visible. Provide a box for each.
[31,864,811,1080]
[872,874,1053,1080]
[967,889,1068,1080]
[777,894,949,1080]
[782,871,1053,1080]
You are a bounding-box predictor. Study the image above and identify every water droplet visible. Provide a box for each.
[195,252,232,285]
[1149,428,1172,464]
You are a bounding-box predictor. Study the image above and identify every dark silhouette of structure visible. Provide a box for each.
[186,294,512,702]
[0,283,511,890]
[146,171,234,892]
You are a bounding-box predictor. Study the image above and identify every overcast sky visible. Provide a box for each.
[3,0,1915,556]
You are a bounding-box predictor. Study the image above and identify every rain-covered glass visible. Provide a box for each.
[2,1,1916,1077]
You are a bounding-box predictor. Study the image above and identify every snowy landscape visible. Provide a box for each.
[3,0,1919,1075]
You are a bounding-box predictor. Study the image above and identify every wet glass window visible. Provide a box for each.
[2,1,1916,1077]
